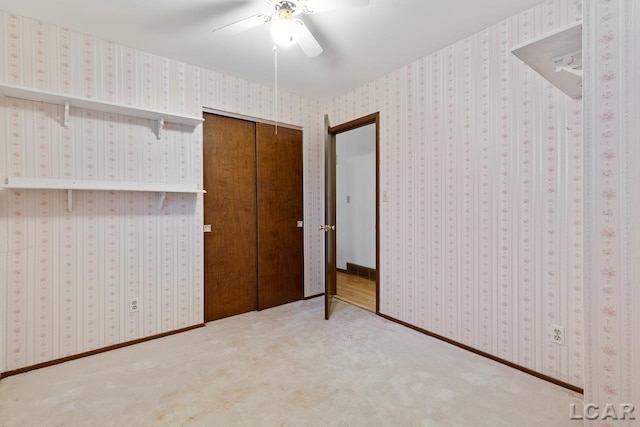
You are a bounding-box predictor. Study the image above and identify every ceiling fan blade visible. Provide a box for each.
[296,21,323,57]
[212,13,270,36]
[303,0,370,14]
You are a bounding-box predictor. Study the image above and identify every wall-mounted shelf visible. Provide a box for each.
[0,83,204,139]
[1,177,206,211]
[511,21,582,99]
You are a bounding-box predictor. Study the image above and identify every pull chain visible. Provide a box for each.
[273,44,278,135]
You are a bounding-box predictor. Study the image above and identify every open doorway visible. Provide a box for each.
[335,123,376,312]
[324,113,379,317]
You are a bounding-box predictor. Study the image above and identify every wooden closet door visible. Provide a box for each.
[203,114,258,321]
[256,123,304,309]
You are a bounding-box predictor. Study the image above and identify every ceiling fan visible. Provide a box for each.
[212,0,371,57]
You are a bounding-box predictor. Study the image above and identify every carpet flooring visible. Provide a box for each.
[0,298,583,426]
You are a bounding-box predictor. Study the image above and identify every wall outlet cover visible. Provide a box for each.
[129,297,139,313]
[550,324,565,346]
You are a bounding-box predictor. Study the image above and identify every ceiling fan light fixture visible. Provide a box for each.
[271,8,300,46]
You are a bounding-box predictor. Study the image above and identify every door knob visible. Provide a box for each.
[319,224,335,231]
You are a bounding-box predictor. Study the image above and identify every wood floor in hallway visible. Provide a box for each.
[336,271,376,312]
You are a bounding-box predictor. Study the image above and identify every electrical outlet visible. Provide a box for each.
[550,324,565,346]
[129,297,139,313]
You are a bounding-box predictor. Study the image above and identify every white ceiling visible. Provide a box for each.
[0,0,544,100]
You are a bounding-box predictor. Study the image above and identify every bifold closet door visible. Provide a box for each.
[256,123,304,309]
[203,114,258,322]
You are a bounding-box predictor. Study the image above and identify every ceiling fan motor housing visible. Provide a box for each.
[269,0,303,16]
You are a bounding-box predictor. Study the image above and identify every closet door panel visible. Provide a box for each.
[203,114,258,321]
[256,123,304,309]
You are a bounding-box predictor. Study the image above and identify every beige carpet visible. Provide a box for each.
[0,298,582,426]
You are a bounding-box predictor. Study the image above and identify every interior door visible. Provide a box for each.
[323,114,337,319]
[203,114,258,322]
[256,122,304,309]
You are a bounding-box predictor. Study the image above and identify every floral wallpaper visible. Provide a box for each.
[0,11,323,372]
[325,0,585,387]
[583,0,640,423]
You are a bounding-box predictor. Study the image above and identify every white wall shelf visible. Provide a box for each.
[511,21,582,99]
[0,83,204,138]
[1,177,206,211]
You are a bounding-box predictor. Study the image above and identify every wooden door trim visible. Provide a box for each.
[329,112,380,314]
[329,112,379,134]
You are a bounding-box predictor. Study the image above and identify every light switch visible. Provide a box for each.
[203,224,212,233]
[297,221,303,228]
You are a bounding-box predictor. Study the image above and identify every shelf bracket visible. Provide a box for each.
[156,118,164,140]
[63,102,70,127]
[553,50,583,77]
[157,191,167,210]
[67,189,73,212]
